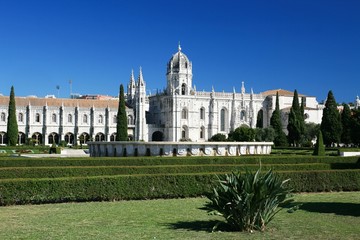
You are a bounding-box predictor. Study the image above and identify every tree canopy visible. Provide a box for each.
[341,104,352,145]
[287,90,304,146]
[320,90,342,146]
[116,84,128,141]
[7,86,18,146]
[270,92,287,146]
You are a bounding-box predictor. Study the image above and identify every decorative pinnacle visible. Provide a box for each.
[178,41,181,52]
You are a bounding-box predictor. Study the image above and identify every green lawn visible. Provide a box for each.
[0,192,359,240]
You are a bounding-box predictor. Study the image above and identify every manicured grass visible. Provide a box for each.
[0,192,359,239]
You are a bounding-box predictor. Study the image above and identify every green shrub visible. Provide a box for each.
[1,163,358,180]
[0,170,360,206]
[0,155,358,168]
[313,130,325,156]
[203,168,293,232]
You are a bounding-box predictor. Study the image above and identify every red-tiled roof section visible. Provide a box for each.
[0,96,121,109]
[261,89,305,97]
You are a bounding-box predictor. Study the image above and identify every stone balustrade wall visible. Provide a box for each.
[88,141,273,157]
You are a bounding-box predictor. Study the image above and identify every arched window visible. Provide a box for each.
[110,133,116,141]
[35,113,40,123]
[83,114,88,124]
[68,114,72,123]
[128,115,133,125]
[240,110,246,121]
[52,113,57,123]
[182,126,188,139]
[18,113,24,122]
[113,115,117,124]
[0,112,5,122]
[181,108,187,119]
[220,109,225,131]
[200,107,205,120]
[98,115,103,124]
[200,126,205,139]
[181,83,186,95]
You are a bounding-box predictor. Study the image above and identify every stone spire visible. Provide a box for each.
[241,81,245,94]
[137,67,145,87]
[130,69,135,86]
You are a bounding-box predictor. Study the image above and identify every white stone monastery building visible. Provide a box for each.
[1,45,347,146]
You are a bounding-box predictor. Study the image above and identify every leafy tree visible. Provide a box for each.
[299,123,320,147]
[313,130,325,156]
[340,104,352,145]
[204,167,293,232]
[270,92,288,146]
[116,84,128,141]
[256,109,263,128]
[300,98,305,134]
[228,125,255,141]
[351,108,360,146]
[321,91,342,146]
[209,133,227,142]
[287,90,303,146]
[7,86,18,146]
[254,127,275,142]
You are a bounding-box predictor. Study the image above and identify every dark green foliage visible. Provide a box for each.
[313,130,325,156]
[321,91,342,146]
[3,162,358,179]
[254,127,275,142]
[209,133,227,142]
[270,92,282,132]
[270,92,288,146]
[300,98,305,135]
[1,155,358,168]
[1,169,359,206]
[287,90,304,146]
[351,109,360,146]
[204,167,293,232]
[228,126,255,141]
[6,86,18,146]
[256,109,263,128]
[116,84,128,141]
[300,123,320,147]
[341,104,352,145]
[0,155,359,206]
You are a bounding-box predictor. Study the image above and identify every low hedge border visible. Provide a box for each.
[1,170,359,206]
[0,156,358,168]
[0,163,358,179]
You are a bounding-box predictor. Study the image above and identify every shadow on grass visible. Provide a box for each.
[166,220,233,232]
[298,202,360,217]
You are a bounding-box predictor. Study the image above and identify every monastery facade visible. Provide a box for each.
[0,45,341,146]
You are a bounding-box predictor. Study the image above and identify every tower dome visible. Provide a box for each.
[166,44,193,95]
[167,44,191,73]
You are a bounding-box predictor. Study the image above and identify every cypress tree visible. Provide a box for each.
[321,90,342,146]
[7,86,19,146]
[341,104,352,145]
[116,84,128,141]
[313,130,325,156]
[300,97,305,134]
[256,109,263,128]
[270,92,288,146]
[287,90,302,146]
[351,108,360,146]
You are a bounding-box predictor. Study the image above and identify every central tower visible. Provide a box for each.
[166,44,193,95]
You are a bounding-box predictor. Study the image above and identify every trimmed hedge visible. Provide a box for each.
[0,155,359,206]
[0,156,358,168]
[0,163,358,179]
[0,170,360,206]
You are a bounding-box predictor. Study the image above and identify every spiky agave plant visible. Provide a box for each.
[204,166,293,232]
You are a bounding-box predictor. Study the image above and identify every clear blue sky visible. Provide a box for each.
[1,0,359,103]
